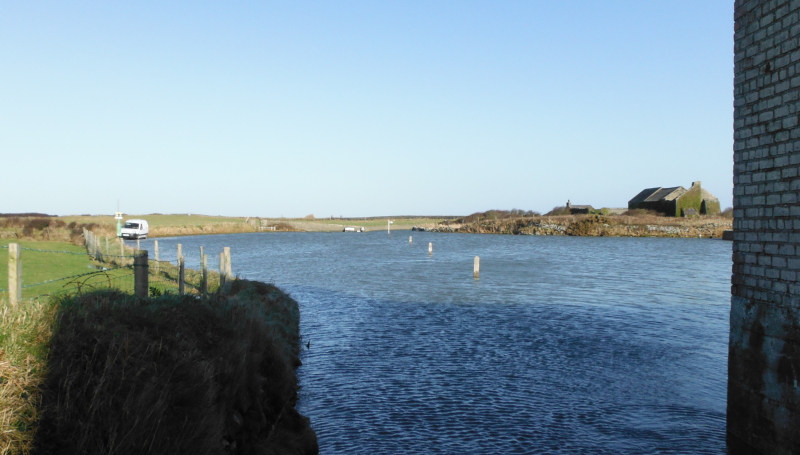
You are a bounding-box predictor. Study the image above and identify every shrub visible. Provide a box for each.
[21,218,52,236]
[721,207,733,218]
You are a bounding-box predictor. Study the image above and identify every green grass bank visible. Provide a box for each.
[1,251,317,455]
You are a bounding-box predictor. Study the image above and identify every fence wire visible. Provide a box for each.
[3,231,225,300]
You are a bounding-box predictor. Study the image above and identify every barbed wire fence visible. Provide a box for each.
[2,231,232,304]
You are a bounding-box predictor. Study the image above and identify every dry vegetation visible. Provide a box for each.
[435,211,733,238]
[0,297,57,455]
[0,217,111,244]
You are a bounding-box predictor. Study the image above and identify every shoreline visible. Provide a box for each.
[1,214,732,242]
[427,215,732,239]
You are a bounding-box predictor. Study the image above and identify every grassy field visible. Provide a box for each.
[0,240,119,299]
[60,214,246,228]
[53,214,447,235]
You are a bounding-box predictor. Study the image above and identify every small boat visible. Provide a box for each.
[343,227,365,232]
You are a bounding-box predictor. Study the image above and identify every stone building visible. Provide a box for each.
[627,181,721,216]
[565,200,594,214]
[730,1,800,454]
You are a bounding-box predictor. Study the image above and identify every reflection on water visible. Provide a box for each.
[135,232,731,454]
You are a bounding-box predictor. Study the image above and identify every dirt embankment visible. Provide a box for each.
[430,215,732,238]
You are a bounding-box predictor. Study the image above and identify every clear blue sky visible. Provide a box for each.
[1,1,733,217]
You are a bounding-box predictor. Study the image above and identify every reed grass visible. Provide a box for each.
[0,296,56,455]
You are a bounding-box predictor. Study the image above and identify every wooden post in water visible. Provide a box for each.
[201,254,208,296]
[133,249,149,298]
[8,243,21,306]
[178,256,185,296]
[224,247,232,279]
[428,242,433,254]
[474,256,480,279]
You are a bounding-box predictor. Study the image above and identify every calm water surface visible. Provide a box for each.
[137,232,731,454]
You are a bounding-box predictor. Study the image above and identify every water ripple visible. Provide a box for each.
[137,233,731,454]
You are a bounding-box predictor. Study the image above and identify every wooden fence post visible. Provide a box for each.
[177,244,182,263]
[119,238,125,262]
[178,256,185,296]
[105,237,109,257]
[219,252,226,287]
[154,240,160,273]
[474,256,480,279]
[224,247,232,279]
[134,249,149,298]
[8,243,21,306]
[201,254,208,296]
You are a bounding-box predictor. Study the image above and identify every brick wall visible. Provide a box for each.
[731,1,800,453]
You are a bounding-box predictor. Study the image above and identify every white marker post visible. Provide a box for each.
[474,256,480,279]
[428,242,433,254]
[388,220,393,234]
[409,236,413,244]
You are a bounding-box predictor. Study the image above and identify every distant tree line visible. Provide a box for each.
[0,213,55,217]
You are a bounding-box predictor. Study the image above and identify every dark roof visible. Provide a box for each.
[629,186,685,204]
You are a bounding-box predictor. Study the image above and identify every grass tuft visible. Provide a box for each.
[0,297,57,455]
